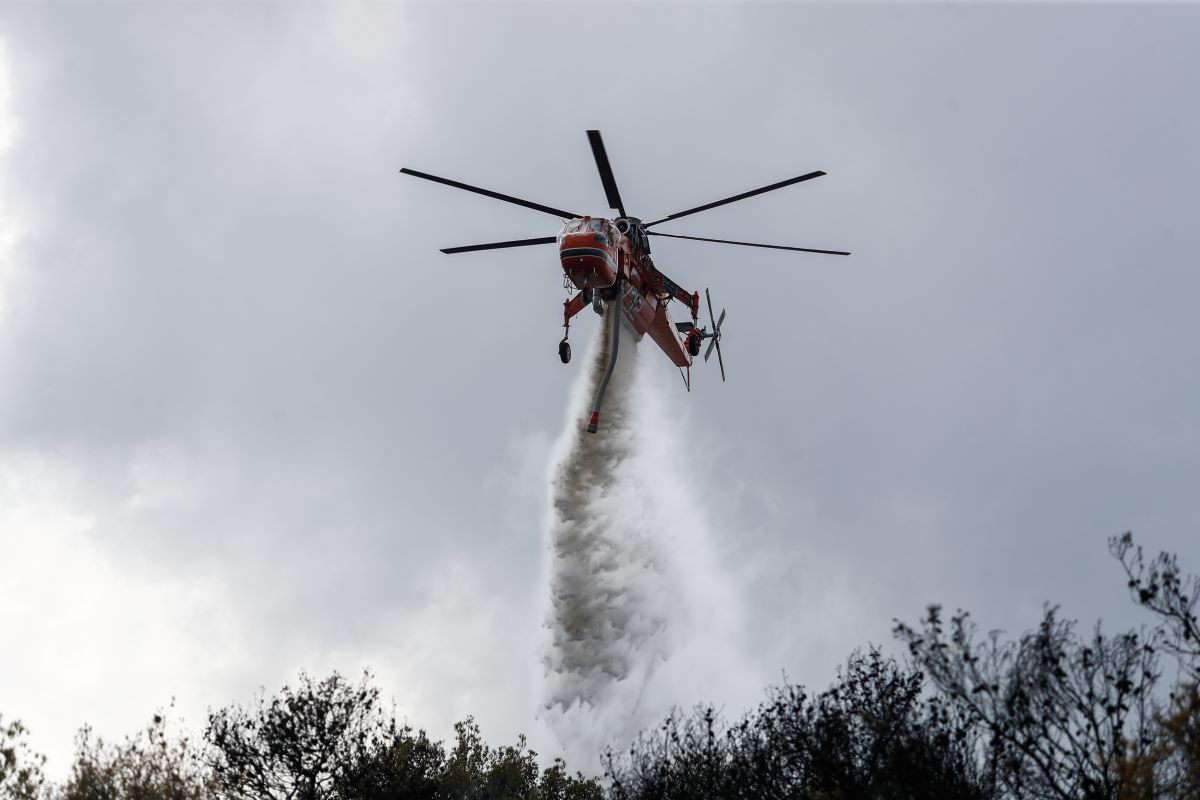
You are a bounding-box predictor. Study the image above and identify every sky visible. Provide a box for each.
[1,0,1199,778]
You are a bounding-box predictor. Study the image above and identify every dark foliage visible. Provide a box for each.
[1151,682,1200,797]
[333,719,444,800]
[1108,533,1200,799]
[204,670,600,800]
[602,649,992,800]
[604,534,1200,799]
[1111,532,1200,679]
[340,715,601,800]
[60,708,210,800]
[205,671,380,800]
[8,533,1200,800]
[896,605,1160,800]
[1,716,47,800]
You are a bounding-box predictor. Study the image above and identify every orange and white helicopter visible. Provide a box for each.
[401,130,848,433]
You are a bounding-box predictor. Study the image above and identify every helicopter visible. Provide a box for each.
[401,130,848,433]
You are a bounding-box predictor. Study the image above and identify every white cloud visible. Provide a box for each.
[0,454,249,778]
[0,1,1197,782]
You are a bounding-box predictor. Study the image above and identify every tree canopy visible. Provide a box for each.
[4,532,1199,800]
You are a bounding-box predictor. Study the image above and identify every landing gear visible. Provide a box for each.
[558,339,571,364]
[686,329,702,357]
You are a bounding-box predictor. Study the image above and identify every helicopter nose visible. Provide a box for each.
[559,237,618,289]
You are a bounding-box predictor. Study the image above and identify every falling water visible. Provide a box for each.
[539,305,749,769]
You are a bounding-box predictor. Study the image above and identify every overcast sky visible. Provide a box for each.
[1,0,1198,777]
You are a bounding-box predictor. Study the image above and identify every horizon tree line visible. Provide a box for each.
[2,532,1198,799]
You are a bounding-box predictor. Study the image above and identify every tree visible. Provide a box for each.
[895,605,1161,800]
[531,758,603,800]
[333,719,445,800]
[1111,533,1200,680]
[60,707,210,800]
[0,716,47,800]
[602,649,991,800]
[436,718,601,800]
[1152,682,1200,798]
[205,671,380,800]
[778,649,990,800]
[1108,532,1200,798]
[339,714,601,800]
[205,671,601,800]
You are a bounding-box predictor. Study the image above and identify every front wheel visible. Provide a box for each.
[558,340,572,364]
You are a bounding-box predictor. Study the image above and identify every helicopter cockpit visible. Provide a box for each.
[557,217,615,245]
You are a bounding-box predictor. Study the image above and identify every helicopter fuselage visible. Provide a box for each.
[558,216,699,368]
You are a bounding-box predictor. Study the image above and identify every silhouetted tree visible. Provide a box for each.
[205,671,380,800]
[205,671,600,800]
[777,649,990,800]
[436,718,600,800]
[333,719,444,800]
[1153,682,1200,798]
[602,649,991,800]
[600,536,1198,799]
[13,532,1200,799]
[895,605,1160,800]
[531,758,604,800]
[1106,533,1200,798]
[1111,532,1200,679]
[339,714,600,800]
[1,716,47,800]
[60,707,210,800]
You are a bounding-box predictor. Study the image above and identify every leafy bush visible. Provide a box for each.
[603,649,990,800]
[5,532,1200,799]
[1,717,47,800]
[60,707,209,800]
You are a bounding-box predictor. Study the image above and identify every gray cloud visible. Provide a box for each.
[1,0,1198,777]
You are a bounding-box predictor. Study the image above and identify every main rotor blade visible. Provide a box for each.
[650,231,850,256]
[586,130,626,217]
[645,171,826,227]
[400,168,580,219]
[440,236,557,255]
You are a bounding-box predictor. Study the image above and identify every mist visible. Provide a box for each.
[539,307,757,770]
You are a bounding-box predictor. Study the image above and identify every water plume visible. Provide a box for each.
[539,306,748,769]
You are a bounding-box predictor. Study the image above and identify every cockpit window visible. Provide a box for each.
[559,218,611,240]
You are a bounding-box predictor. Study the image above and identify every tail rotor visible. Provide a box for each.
[703,288,727,382]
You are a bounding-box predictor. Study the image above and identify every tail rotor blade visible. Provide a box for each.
[702,288,726,379]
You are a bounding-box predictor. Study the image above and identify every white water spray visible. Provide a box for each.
[539,307,753,769]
